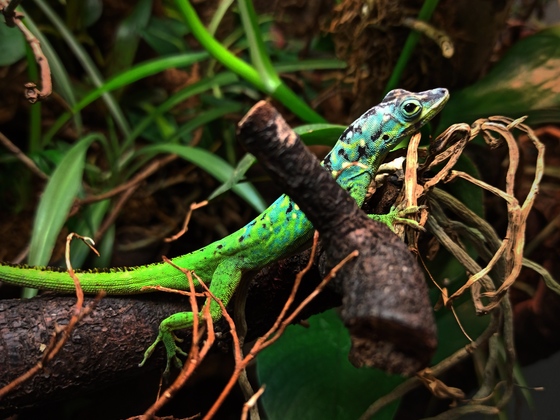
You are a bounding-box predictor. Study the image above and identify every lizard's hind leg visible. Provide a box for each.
[139,260,243,375]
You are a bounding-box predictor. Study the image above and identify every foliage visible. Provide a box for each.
[1,0,345,274]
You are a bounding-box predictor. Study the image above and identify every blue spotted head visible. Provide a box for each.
[324,88,449,173]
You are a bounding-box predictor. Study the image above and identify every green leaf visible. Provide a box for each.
[258,309,402,420]
[439,25,560,129]
[34,0,130,137]
[28,134,100,266]
[106,0,152,77]
[44,51,209,144]
[0,20,26,66]
[140,16,189,55]
[208,153,256,201]
[138,144,266,212]
[295,124,346,146]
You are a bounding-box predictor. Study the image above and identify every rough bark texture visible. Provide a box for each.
[237,101,437,376]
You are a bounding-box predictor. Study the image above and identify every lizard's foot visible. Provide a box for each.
[369,206,426,232]
[139,313,192,376]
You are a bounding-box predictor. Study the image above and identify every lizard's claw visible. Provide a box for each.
[139,330,186,377]
[369,205,426,232]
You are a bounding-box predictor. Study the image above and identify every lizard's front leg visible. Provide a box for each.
[368,206,425,232]
[139,259,243,375]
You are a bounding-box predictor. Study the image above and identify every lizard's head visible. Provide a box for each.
[325,88,449,173]
[358,87,449,154]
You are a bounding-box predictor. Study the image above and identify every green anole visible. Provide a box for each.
[0,88,449,374]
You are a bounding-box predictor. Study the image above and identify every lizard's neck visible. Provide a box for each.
[321,108,392,205]
[322,100,394,175]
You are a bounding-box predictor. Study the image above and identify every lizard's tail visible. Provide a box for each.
[0,261,188,295]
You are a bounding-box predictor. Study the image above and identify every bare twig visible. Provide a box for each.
[203,236,358,420]
[78,155,178,206]
[0,2,52,102]
[401,17,454,58]
[1,0,21,26]
[0,131,48,180]
[165,201,209,242]
[241,385,266,420]
[141,259,215,419]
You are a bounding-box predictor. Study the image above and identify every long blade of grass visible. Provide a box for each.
[208,0,235,35]
[123,71,239,150]
[33,0,131,137]
[44,52,209,144]
[173,0,324,123]
[28,133,101,267]
[138,144,266,212]
[236,0,281,92]
[168,102,244,143]
[25,44,42,153]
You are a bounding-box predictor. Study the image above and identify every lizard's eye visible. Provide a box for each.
[401,99,422,120]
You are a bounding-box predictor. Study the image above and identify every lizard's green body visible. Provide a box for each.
[0,88,449,372]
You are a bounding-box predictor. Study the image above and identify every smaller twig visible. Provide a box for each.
[422,124,471,189]
[423,404,500,419]
[359,312,501,419]
[257,231,319,345]
[191,271,242,364]
[396,132,424,239]
[401,17,454,58]
[3,6,52,102]
[78,154,178,205]
[240,385,266,420]
[64,233,99,306]
[264,250,358,346]
[141,259,215,419]
[0,131,48,180]
[1,0,21,27]
[141,284,205,298]
[165,201,209,242]
[204,239,357,420]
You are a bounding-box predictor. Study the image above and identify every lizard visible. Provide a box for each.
[0,88,449,374]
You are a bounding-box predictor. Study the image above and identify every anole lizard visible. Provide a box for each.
[0,88,449,374]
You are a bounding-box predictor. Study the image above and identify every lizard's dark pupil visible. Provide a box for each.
[404,103,418,114]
